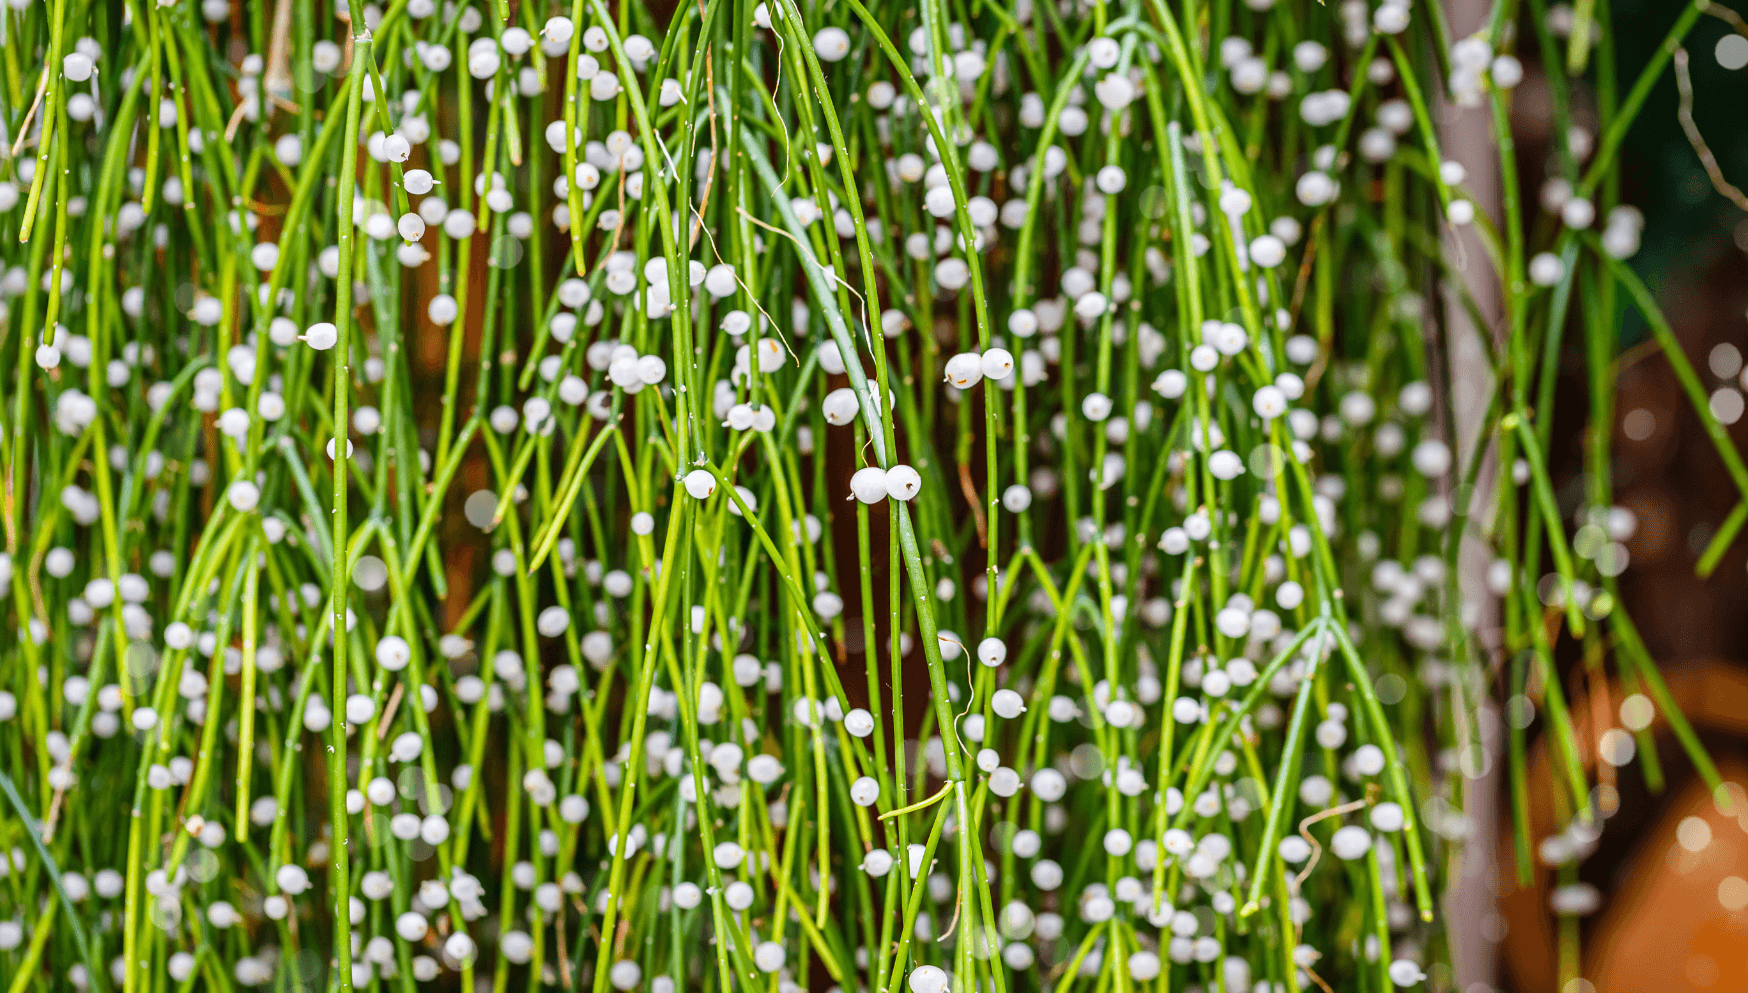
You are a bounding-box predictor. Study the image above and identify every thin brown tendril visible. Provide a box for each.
[1673,48,1748,212]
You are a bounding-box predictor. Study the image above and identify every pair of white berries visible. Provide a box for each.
[848,464,922,503]
[943,349,1015,389]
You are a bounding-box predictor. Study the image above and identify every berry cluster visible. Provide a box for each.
[0,1,1735,993]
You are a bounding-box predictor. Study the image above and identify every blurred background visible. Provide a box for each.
[1447,1,1748,990]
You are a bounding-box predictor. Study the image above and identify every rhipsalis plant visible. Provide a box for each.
[0,0,1738,992]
